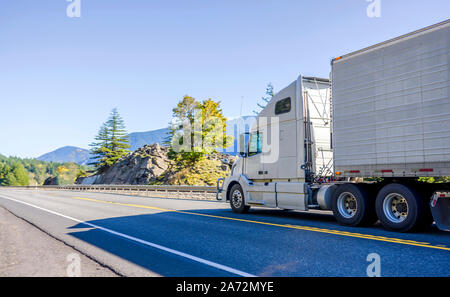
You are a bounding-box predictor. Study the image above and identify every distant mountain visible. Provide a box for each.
[37,116,256,164]
[36,129,170,165]
[37,146,94,165]
[128,128,169,152]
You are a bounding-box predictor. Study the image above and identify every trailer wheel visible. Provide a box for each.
[229,184,250,214]
[375,184,429,232]
[331,184,376,226]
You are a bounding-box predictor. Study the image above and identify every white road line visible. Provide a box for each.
[0,194,256,277]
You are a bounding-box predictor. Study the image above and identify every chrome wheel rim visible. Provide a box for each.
[231,189,243,209]
[337,192,358,218]
[383,193,408,223]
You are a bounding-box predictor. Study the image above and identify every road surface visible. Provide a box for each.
[0,188,448,277]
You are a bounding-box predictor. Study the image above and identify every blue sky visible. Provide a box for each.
[0,0,448,158]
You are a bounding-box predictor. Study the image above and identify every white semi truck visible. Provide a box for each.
[217,20,450,232]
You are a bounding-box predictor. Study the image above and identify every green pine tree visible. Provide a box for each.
[90,108,131,173]
[106,108,131,162]
[89,123,110,171]
[254,83,274,114]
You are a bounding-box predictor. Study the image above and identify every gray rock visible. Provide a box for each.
[43,176,59,185]
[88,143,236,185]
[94,144,172,185]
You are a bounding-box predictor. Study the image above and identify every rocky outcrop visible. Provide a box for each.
[43,176,59,185]
[94,143,172,185]
[75,175,99,185]
[83,143,236,186]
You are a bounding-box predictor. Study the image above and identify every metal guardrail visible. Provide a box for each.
[1,185,218,201]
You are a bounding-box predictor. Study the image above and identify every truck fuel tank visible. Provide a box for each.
[314,184,337,210]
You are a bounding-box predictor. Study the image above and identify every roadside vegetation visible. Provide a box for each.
[418,177,450,183]
[167,95,232,164]
[162,95,233,185]
[0,155,90,186]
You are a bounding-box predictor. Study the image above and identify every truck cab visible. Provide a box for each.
[218,75,333,212]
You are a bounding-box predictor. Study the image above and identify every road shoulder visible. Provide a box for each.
[0,206,118,277]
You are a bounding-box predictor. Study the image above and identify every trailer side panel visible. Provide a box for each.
[332,21,450,177]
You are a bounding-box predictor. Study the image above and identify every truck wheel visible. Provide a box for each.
[331,184,376,227]
[229,184,250,214]
[375,183,429,232]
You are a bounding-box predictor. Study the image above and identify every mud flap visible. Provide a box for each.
[430,192,450,231]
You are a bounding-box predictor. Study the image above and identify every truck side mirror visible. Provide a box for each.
[239,134,247,157]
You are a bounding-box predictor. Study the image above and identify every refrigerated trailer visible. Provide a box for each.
[217,20,450,232]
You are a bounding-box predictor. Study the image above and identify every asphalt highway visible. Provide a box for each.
[0,189,448,277]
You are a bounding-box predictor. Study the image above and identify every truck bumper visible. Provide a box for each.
[430,192,450,231]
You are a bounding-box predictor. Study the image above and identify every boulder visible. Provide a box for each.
[43,176,59,185]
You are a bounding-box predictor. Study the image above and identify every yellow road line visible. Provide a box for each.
[71,196,450,251]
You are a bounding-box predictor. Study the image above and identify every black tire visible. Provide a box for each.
[331,183,377,227]
[375,183,429,232]
[229,184,250,214]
